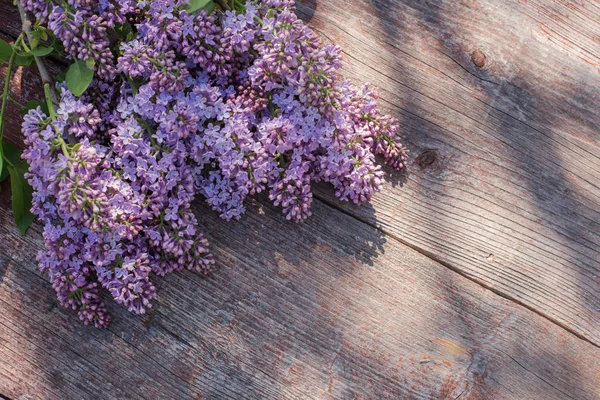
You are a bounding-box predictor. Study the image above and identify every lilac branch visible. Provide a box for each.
[17,1,76,144]
[17,2,53,90]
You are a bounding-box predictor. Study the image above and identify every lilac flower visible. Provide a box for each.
[22,0,406,327]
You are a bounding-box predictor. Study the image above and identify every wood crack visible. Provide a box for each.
[151,314,321,400]
[469,96,600,178]
[438,50,499,86]
[498,350,578,400]
[321,12,600,173]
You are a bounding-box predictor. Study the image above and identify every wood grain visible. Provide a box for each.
[298,0,600,345]
[1,0,600,399]
[3,189,600,399]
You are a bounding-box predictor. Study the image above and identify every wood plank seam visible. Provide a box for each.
[313,191,600,351]
[309,14,600,339]
[9,189,596,398]
[300,0,600,347]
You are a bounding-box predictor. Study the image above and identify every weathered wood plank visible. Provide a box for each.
[1,1,600,399]
[0,2,20,39]
[3,189,600,399]
[298,0,600,345]
[0,58,599,397]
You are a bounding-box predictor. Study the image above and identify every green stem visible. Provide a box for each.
[43,83,69,156]
[8,95,25,107]
[43,83,57,119]
[126,76,138,96]
[20,40,30,52]
[136,118,161,154]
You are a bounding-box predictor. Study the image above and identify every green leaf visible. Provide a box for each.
[2,142,21,166]
[14,54,34,67]
[114,22,134,40]
[0,142,22,184]
[65,59,94,96]
[185,0,214,14]
[2,143,21,192]
[0,39,13,62]
[23,46,54,57]
[19,100,49,116]
[31,26,50,41]
[55,68,67,83]
[6,151,35,235]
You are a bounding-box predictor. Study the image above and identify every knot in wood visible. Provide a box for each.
[470,49,486,68]
[415,150,438,170]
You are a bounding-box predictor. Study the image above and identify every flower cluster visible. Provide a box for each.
[21,0,407,327]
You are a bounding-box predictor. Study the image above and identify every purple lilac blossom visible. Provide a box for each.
[21,0,407,327]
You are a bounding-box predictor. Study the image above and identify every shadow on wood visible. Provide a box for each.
[2,0,600,399]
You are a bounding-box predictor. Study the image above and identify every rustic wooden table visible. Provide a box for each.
[1,0,599,398]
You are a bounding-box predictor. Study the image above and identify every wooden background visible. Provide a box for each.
[1,0,599,398]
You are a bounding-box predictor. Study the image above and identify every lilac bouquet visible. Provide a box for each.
[0,0,407,327]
